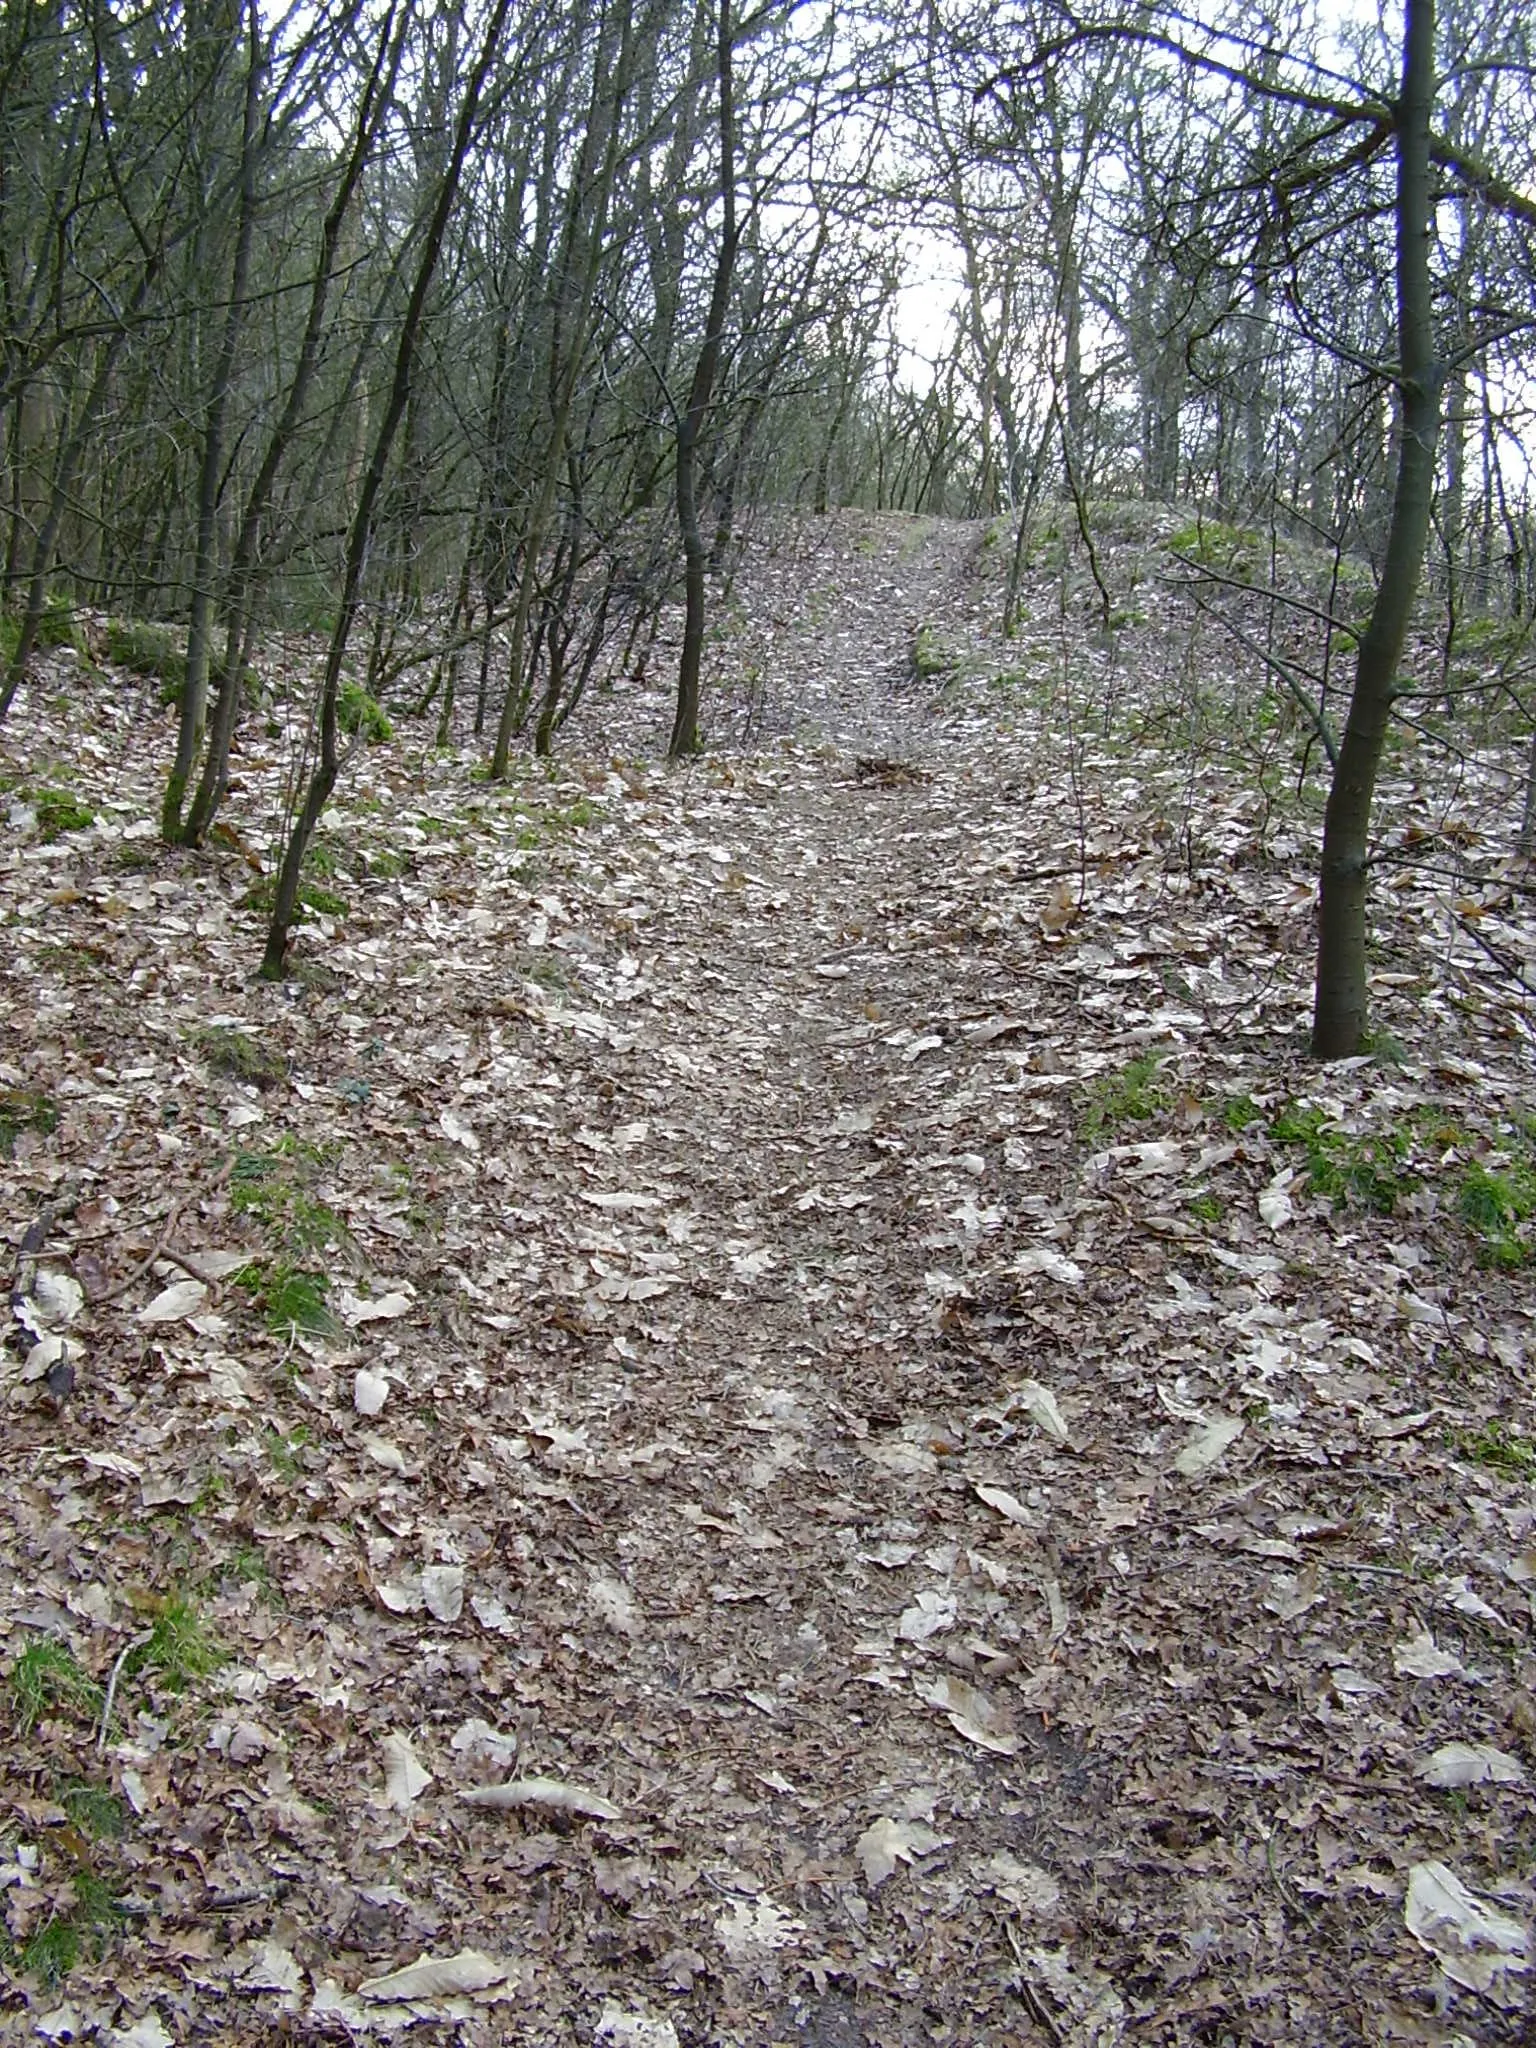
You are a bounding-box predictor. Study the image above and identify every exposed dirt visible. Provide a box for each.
[3,511,1535,2046]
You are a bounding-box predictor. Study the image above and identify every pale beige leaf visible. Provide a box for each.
[855,1815,949,1886]
[358,1949,510,2002]
[421,1564,465,1622]
[1174,1415,1244,1476]
[1416,1743,1525,1788]
[1012,1246,1083,1286]
[352,1369,389,1416]
[974,1482,1033,1526]
[1393,1630,1468,1680]
[136,1279,208,1323]
[460,1776,621,1820]
[1404,1861,1531,2001]
[982,1852,1062,1915]
[381,1730,433,1808]
[594,2009,680,2048]
[1013,1379,1071,1444]
[919,1674,1020,1756]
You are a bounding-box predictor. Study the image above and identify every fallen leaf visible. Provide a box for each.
[380,1731,433,1808]
[974,1482,1033,1526]
[588,1572,644,1636]
[1404,1860,1531,2003]
[1011,1379,1071,1445]
[339,1288,413,1324]
[1174,1414,1244,1476]
[898,1589,958,1642]
[352,1369,389,1416]
[1258,1171,1295,1227]
[1012,1245,1084,1286]
[439,1109,480,1152]
[30,1270,85,1328]
[357,1949,510,2001]
[714,1897,803,1958]
[1039,876,1078,932]
[855,1815,949,1886]
[421,1564,465,1622]
[919,1674,1020,1756]
[136,1279,208,1323]
[460,1776,622,1820]
[1416,1743,1525,1788]
[982,1852,1062,1915]
[594,2010,681,2048]
[1393,1630,1468,1680]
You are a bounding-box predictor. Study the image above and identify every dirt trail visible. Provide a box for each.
[2,512,1532,2046]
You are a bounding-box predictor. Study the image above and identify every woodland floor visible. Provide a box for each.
[2,510,1536,2048]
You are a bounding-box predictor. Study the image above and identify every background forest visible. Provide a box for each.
[1,0,1534,1036]
[7,2,1536,2038]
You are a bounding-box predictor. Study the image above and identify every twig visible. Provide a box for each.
[1264,1827,1316,1924]
[97,1630,153,1753]
[8,1178,82,1316]
[1451,911,1536,999]
[1187,588,1339,767]
[88,1160,234,1306]
[88,1202,187,1306]
[1001,1917,1064,2044]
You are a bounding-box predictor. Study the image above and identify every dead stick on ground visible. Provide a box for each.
[89,1160,234,1307]
[8,1178,82,1315]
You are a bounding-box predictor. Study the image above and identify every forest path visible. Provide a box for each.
[1,511,1531,2046]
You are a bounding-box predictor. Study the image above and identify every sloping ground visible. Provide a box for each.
[2,511,1535,2047]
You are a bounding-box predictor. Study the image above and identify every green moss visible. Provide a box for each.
[1458,1159,1536,1268]
[231,1158,345,1254]
[1082,1053,1167,1144]
[10,1638,101,1733]
[1220,1093,1264,1132]
[338,678,392,742]
[191,1024,287,1090]
[1451,1419,1536,1477]
[60,1781,126,1841]
[29,785,95,839]
[128,1593,225,1691]
[239,872,348,920]
[262,1423,313,1479]
[1269,1101,1415,1214]
[910,622,958,682]
[105,618,186,703]
[1167,519,1261,578]
[10,1868,123,1987]
[235,1258,341,1338]
[0,1086,58,1156]
[34,592,83,651]
[1451,615,1529,663]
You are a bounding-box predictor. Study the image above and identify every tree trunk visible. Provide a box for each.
[1311,0,1442,1059]
[181,0,406,846]
[668,0,738,760]
[261,0,512,977]
[163,0,265,844]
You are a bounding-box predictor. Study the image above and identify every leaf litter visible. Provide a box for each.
[1,509,1535,2044]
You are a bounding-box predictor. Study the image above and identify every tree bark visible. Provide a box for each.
[1311,0,1442,1058]
[260,0,513,978]
[668,0,739,760]
[162,0,265,844]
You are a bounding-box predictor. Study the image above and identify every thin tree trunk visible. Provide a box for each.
[162,0,265,843]
[261,0,513,978]
[182,0,406,846]
[0,272,155,720]
[490,0,631,778]
[1311,0,1442,1059]
[668,0,739,760]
